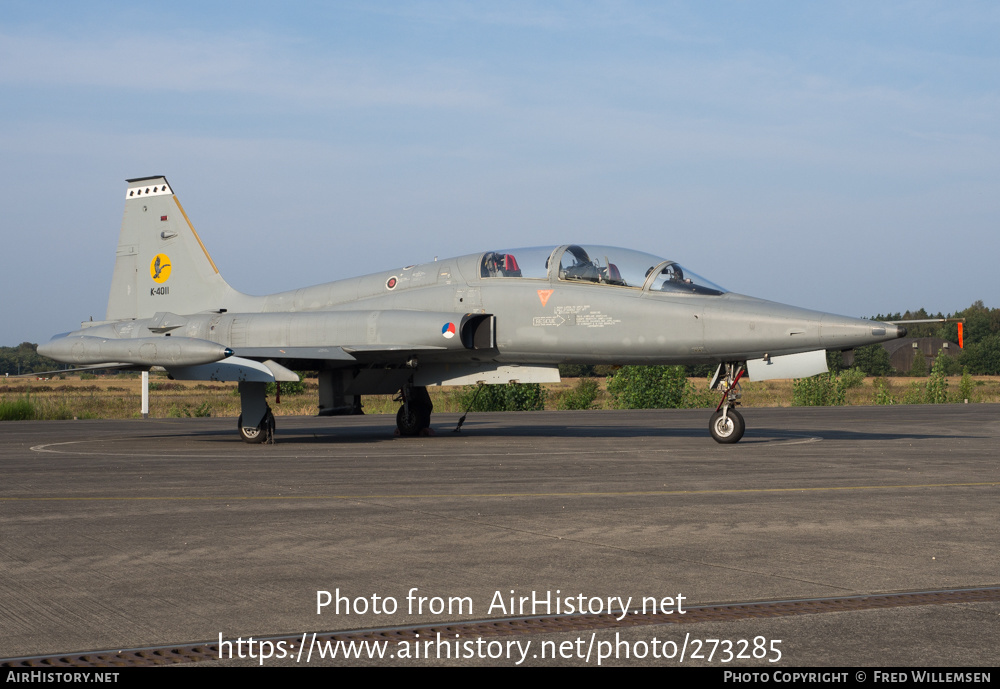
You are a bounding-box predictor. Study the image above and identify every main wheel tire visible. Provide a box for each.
[237,410,274,444]
[396,404,430,436]
[709,408,745,444]
[238,414,264,443]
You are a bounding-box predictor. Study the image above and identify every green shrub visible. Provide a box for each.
[455,382,546,412]
[39,402,75,420]
[901,382,924,404]
[936,354,964,376]
[556,379,600,410]
[839,367,866,390]
[0,397,36,420]
[872,378,896,405]
[925,350,949,404]
[682,380,720,408]
[266,372,306,396]
[958,369,974,403]
[606,366,687,409]
[792,368,866,406]
[792,373,846,406]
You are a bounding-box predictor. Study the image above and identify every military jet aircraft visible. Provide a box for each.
[38,176,906,444]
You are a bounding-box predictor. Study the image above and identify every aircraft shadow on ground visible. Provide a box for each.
[175,421,959,445]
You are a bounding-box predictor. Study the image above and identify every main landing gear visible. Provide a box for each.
[237,381,275,444]
[709,363,745,444]
[395,384,434,436]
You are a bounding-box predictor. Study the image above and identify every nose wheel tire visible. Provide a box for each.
[709,408,744,444]
[238,409,275,444]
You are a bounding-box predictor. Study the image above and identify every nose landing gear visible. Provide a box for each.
[709,363,745,444]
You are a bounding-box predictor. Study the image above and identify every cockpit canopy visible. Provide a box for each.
[480,245,726,295]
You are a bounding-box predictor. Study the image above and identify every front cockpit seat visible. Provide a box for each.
[503,254,522,277]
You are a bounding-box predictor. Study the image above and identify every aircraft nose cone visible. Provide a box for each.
[873,322,908,342]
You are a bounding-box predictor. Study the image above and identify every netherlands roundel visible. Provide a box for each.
[442,322,456,339]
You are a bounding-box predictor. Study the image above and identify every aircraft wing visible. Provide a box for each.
[342,344,449,353]
[231,344,450,361]
[227,344,454,374]
[232,346,357,361]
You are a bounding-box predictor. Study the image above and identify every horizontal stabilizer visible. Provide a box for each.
[11,363,143,378]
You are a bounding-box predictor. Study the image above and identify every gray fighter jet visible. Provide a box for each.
[39,176,906,443]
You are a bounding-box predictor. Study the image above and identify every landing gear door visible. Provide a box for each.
[746,349,828,381]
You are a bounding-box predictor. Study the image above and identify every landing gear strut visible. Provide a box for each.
[709,363,745,444]
[395,384,433,436]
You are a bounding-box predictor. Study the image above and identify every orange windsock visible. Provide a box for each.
[958,322,964,349]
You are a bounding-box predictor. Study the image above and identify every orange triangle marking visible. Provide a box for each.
[537,289,554,307]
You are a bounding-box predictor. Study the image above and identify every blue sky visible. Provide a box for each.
[2,1,998,345]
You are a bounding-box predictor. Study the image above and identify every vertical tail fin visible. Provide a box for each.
[106,176,238,320]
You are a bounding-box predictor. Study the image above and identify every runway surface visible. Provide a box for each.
[1,405,997,666]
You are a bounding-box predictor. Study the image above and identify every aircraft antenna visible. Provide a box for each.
[453,383,485,432]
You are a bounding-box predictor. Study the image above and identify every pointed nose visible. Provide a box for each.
[877,323,907,339]
[819,315,908,349]
[866,322,907,341]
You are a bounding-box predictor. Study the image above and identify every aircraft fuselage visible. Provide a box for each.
[53,247,900,369]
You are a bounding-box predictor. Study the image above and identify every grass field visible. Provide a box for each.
[2,373,999,421]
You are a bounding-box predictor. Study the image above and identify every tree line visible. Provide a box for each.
[0,342,59,376]
[851,300,1000,376]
